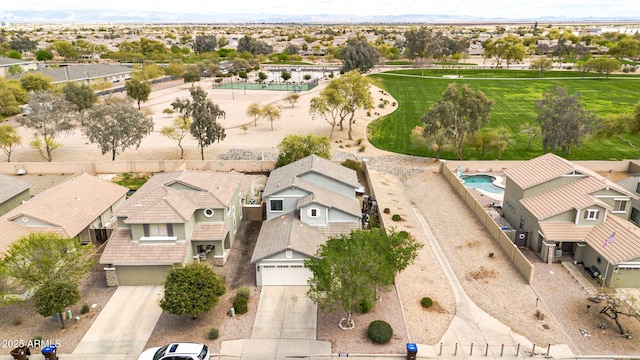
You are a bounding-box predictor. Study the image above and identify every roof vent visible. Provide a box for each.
[76,196,81,200]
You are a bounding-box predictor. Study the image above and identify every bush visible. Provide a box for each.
[358,145,366,153]
[237,287,250,300]
[367,320,393,344]
[356,138,363,146]
[341,158,362,171]
[391,214,402,221]
[80,304,90,314]
[11,316,23,326]
[207,327,219,340]
[233,296,248,314]
[377,103,385,109]
[383,208,390,214]
[355,298,374,314]
[420,297,433,308]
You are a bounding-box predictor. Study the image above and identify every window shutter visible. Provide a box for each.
[595,210,599,219]
[143,224,149,237]
[584,211,588,219]
[167,224,173,237]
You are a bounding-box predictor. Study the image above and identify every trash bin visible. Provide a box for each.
[42,344,57,360]
[10,346,28,360]
[406,343,418,360]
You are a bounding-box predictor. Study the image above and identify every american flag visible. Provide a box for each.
[602,231,616,248]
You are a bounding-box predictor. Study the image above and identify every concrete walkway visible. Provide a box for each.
[73,286,163,355]
[413,209,575,359]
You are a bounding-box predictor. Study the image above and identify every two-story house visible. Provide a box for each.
[503,153,637,264]
[99,171,254,286]
[0,173,128,255]
[250,155,362,286]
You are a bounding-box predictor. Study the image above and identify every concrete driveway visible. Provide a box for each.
[251,286,317,339]
[73,286,163,355]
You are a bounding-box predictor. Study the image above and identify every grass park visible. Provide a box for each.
[367,68,640,160]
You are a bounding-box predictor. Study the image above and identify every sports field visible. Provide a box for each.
[367,69,640,160]
[218,82,318,92]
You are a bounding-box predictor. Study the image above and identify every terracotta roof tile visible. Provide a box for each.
[99,228,188,265]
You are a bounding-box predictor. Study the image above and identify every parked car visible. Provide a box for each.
[138,343,209,360]
[586,265,601,279]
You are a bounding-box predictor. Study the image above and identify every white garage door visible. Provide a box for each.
[260,263,312,286]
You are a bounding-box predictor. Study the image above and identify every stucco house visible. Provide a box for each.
[503,153,637,264]
[99,170,255,286]
[251,155,362,286]
[0,174,32,217]
[0,173,128,255]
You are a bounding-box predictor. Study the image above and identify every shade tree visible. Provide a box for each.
[421,83,494,160]
[160,263,226,319]
[83,97,153,160]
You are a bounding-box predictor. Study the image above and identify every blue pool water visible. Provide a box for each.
[460,175,504,194]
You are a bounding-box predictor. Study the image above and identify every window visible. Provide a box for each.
[285,250,293,259]
[143,224,173,237]
[270,199,283,212]
[636,182,640,194]
[613,200,627,212]
[308,208,320,218]
[584,209,600,220]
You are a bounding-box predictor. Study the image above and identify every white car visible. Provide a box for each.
[138,343,209,360]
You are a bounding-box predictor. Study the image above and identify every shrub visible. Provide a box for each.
[488,252,495,258]
[341,158,362,171]
[377,103,385,109]
[355,298,374,314]
[233,296,248,314]
[80,304,90,314]
[391,214,402,221]
[32,335,43,342]
[11,316,23,326]
[367,320,393,344]
[420,297,433,308]
[355,138,363,145]
[207,327,219,340]
[383,208,390,214]
[358,144,366,153]
[237,287,250,300]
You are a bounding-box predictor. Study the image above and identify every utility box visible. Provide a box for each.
[406,343,418,360]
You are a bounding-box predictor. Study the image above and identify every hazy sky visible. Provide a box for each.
[3,0,639,19]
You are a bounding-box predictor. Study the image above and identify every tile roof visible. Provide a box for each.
[263,155,358,197]
[293,178,361,218]
[585,214,640,264]
[0,174,31,204]
[539,222,594,241]
[0,173,128,253]
[191,222,228,240]
[504,153,575,189]
[117,171,251,224]
[99,229,188,265]
[520,176,615,220]
[250,212,328,263]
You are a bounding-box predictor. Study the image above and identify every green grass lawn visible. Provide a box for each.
[367,69,640,160]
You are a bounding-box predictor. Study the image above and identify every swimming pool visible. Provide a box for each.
[460,174,505,194]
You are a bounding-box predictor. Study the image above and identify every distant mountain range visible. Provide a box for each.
[1,10,638,24]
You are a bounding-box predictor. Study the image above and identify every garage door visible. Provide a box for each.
[259,263,312,286]
[116,265,169,286]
